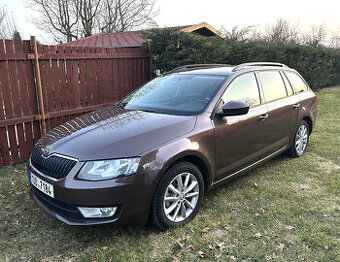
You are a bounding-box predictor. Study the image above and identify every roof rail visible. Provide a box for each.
[163,64,230,75]
[232,62,288,72]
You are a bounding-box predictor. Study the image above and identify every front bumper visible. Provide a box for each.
[30,187,123,225]
[28,160,155,226]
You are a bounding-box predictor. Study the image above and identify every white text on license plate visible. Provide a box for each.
[30,172,54,198]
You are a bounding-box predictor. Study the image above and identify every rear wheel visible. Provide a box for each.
[151,162,204,230]
[289,120,310,157]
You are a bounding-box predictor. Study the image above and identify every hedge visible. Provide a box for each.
[143,29,340,89]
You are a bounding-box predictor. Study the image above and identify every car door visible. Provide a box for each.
[213,72,271,181]
[255,70,300,154]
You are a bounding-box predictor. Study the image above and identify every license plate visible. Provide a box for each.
[29,171,54,198]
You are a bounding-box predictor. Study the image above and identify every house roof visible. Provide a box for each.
[59,22,224,48]
[58,31,147,48]
[181,22,225,38]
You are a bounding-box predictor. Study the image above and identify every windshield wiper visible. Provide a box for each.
[115,102,126,109]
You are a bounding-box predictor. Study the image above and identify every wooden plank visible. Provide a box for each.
[49,45,61,128]
[106,48,114,102]
[0,53,27,60]
[113,52,119,102]
[90,47,97,105]
[79,48,87,107]
[71,47,81,108]
[42,45,56,130]
[36,44,50,132]
[56,46,68,112]
[22,40,41,144]
[83,47,92,106]
[14,40,33,159]
[0,40,10,165]
[4,40,20,163]
[35,52,150,60]
[65,46,74,111]
[123,56,128,98]
[95,48,103,104]
[103,49,109,103]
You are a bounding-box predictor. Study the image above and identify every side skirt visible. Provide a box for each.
[210,146,287,189]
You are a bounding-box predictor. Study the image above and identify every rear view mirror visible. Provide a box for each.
[217,101,249,117]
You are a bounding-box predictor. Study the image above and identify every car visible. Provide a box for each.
[28,62,317,229]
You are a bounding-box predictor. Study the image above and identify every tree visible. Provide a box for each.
[27,0,158,43]
[99,0,158,33]
[0,6,7,38]
[263,18,300,43]
[13,30,22,40]
[76,0,101,37]
[302,24,328,46]
[220,25,256,41]
[0,6,21,39]
[330,32,340,49]
[29,0,79,43]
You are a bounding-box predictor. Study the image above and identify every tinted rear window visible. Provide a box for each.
[285,71,308,93]
[257,71,287,102]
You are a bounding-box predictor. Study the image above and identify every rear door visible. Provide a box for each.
[213,72,270,181]
[256,70,300,153]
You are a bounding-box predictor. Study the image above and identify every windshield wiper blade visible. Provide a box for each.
[115,102,126,109]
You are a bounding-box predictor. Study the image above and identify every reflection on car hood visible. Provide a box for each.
[37,105,196,160]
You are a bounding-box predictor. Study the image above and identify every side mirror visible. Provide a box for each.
[217,101,250,117]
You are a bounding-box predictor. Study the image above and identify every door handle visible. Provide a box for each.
[258,113,268,121]
[292,103,300,109]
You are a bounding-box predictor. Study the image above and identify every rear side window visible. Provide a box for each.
[222,73,260,107]
[257,71,287,102]
[285,71,308,93]
[280,72,294,96]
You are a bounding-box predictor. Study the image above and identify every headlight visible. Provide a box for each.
[77,158,141,181]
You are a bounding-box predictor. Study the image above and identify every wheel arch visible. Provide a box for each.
[302,116,313,133]
[159,151,213,192]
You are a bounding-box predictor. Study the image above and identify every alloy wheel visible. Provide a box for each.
[163,172,199,222]
[295,124,308,155]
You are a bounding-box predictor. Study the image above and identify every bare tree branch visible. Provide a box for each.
[220,25,257,40]
[27,0,79,43]
[0,6,7,38]
[263,18,300,43]
[302,24,328,46]
[27,0,158,43]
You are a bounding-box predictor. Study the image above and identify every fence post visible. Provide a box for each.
[31,36,47,134]
[147,39,152,79]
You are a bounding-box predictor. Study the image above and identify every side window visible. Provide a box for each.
[280,71,294,96]
[257,71,287,102]
[285,71,308,93]
[221,73,260,108]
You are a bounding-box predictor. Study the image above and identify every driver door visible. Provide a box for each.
[213,73,270,181]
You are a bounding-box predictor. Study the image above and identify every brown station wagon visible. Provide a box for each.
[28,62,317,229]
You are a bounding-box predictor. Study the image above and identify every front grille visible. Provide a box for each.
[30,146,77,179]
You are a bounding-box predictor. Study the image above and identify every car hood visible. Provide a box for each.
[37,105,196,160]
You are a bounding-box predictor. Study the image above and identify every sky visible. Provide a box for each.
[0,0,339,44]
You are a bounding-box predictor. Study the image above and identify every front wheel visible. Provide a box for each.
[151,162,204,230]
[289,120,310,157]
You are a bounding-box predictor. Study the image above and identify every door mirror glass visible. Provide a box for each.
[218,101,249,116]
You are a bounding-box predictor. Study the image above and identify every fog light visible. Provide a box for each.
[78,207,117,218]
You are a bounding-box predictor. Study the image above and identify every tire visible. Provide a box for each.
[151,161,204,230]
[288,120,310,158]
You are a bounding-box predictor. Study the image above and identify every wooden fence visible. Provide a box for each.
[0,38,151,166]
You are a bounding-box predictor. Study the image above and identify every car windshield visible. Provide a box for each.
[121,74,226,115]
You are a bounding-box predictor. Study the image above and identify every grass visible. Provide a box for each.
[1,87,339,262]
